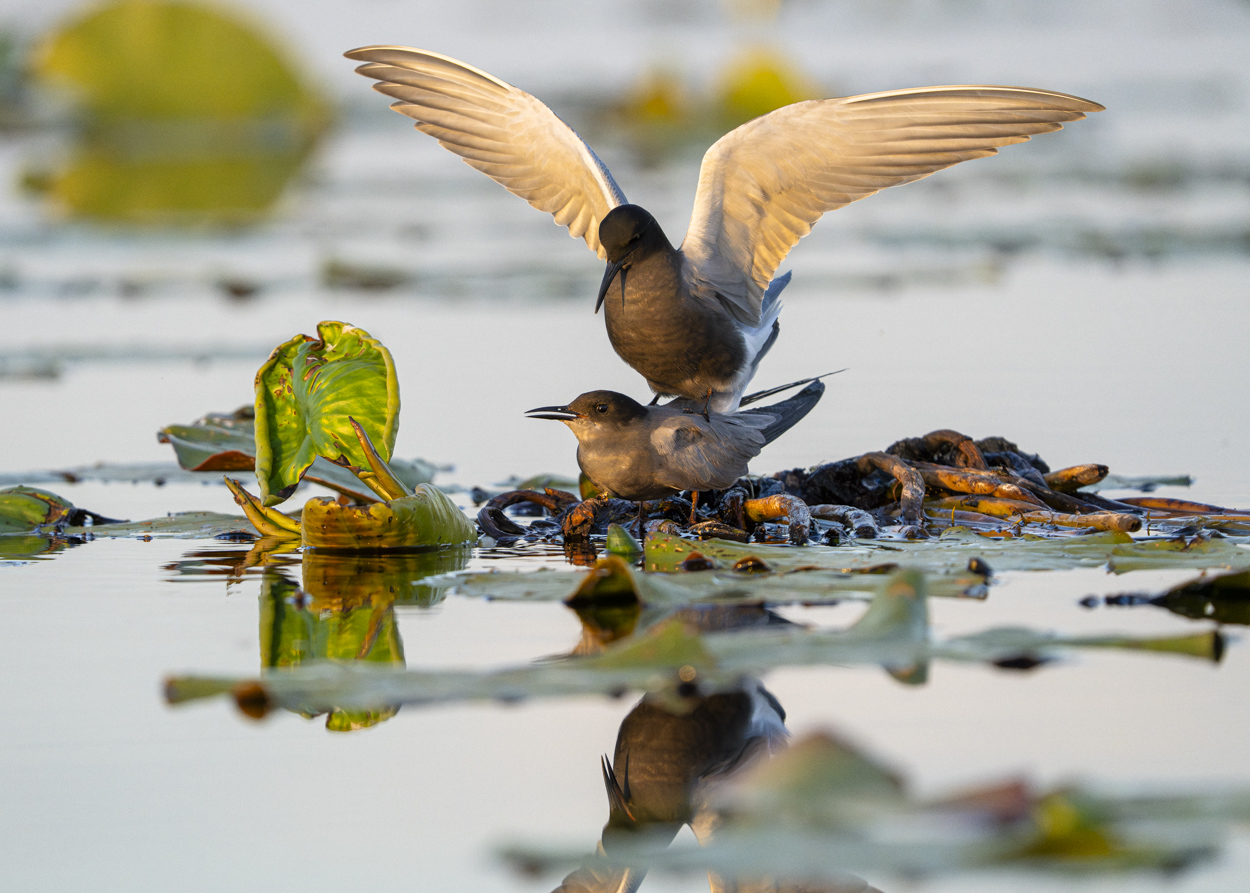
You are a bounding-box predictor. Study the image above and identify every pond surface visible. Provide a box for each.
[3,1,1250,890]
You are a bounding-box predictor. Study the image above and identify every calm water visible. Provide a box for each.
[2,1,1250,889]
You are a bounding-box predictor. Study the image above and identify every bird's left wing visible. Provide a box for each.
[681,86,1103,325]
[650,413,773,492]
[346,46,626,259]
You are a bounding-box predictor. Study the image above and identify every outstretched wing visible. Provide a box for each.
[650,413,774,492]
[346,46,626,259]
[682,86,1103,324]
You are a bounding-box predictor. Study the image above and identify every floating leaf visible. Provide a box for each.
[254,322,400,506]
[504,731,1250,881]
[63,511,252,539]
[300,486,475,550]
[448,560,982,608]
[645,530,1250,576]
[0,485,75,532]
[604,524,642,561]
[167,567,1224,720]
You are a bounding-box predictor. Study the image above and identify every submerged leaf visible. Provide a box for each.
[254,322,400,505]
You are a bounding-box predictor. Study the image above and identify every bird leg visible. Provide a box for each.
[689,491,699,526]
[635,501,645,538]
[648,394,660,405]
[702,387,713,422]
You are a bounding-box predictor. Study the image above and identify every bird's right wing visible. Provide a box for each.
[650,413,773,492]
[346,46,626,260]
[681,86,1103,325]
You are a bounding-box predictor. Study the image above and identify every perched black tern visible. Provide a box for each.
[526,379,824,502]
[347,45,1102,411]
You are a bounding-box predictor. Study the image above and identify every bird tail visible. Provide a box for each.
[746,379,826,445]
[739,369,843,407]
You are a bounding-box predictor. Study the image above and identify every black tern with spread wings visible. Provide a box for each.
[526,379,824,502]
[347,45,1102,411]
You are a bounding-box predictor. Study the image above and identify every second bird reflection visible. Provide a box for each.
[557,605,882,893]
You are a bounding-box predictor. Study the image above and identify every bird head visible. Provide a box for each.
[595,205,670,314]
[598,204,663,262]
[525,390,649,434]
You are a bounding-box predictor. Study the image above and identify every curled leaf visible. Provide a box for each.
[300,485,475,550]
[254,322,400,506]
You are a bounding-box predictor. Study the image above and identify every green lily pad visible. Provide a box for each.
[300,485,476,550]
[0,486,75,532]
[254,322,400,506]
[63,511,255,539]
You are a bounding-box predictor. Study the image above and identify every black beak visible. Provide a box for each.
[525,404,580,421]
[595,247,636,314]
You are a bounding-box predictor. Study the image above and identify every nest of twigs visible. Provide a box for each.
[477,428,1243,553]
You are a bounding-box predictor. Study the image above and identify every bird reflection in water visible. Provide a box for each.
[555,605,882,893]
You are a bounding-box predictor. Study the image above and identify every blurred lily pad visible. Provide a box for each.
[28,0,329,224]
[507,730,1250,880]
[445,559,984,606]
[167,569,1222,719]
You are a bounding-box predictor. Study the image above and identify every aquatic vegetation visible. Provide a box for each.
[217,321,475,549]
[26,0,328,224]
[505,728,1250,882]
[165,569,1221,721]
[158,406,437,504]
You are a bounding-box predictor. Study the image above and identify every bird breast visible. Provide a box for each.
[603,252,747,400]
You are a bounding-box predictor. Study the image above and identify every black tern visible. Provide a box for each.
[526,379,824,503]
[554,677,791,893]
[347,45,1103,411]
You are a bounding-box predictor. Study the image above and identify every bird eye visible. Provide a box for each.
[594,402,608,413]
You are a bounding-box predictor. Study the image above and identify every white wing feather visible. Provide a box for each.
[346,46,627,260]
[682,86,1104,325]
